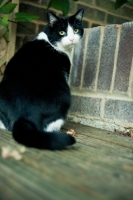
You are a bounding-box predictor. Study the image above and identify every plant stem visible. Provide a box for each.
[0,17,35,34]
[8,19,35,34]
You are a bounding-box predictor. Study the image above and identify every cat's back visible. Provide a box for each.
[0,37,71,100]
[5,38,69,72]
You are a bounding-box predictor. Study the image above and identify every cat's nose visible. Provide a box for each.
[69,38,74,43]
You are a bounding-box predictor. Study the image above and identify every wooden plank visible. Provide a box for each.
[0,123,133,200]
[63,122,133,149]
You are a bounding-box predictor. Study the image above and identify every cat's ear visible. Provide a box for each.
[74,9,84,21]
[47,12,60,27]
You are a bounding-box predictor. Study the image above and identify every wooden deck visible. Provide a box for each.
[0,122,133,200]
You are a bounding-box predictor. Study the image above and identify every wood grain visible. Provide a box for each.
[0,122,133,200]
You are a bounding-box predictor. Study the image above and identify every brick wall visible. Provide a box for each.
[69,23,133,132]
[16,0,133,49]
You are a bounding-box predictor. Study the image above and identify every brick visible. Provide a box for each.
[15,36,24,51]
[70,29,87,87]
[104,99,116,120]
[114,22,133,92]
[95,0,121,15]
[107,14,128,24]
[17,22,36,35]
[122,6,133,19]
[77,4,105,23]
[39,25,45,32]
[70,95,101,117]
[70,95,81,114]
[104,99,133,123]
[28,0,42,3]
[19,3,47,21]
[98,25,117,91]
[83,27,101,89]
[16,35,36,51]
[78,0,94,5]
[94,10,105,22]
[41,0,50,6]
[23,35,36,44]
[92,23,101,28]
[82,20,89,28]
[127,2,133,7]
[69,1,77,14]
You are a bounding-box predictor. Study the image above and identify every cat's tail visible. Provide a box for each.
[12,118,76,150]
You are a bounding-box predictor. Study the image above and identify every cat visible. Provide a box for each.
[0,9,84,150]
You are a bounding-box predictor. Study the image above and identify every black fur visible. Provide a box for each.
[0,9,84,150]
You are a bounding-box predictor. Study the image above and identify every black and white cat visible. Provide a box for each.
[0,9,84,150]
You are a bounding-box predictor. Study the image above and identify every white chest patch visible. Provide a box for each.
[44,119,64,132]
[36,32,70,57]
[0,120,6,130]
[56,24,80,57]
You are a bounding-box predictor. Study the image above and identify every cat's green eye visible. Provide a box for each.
[59,31,66,35]
[74,29,79,34]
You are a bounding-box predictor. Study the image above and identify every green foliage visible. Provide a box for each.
[47,0,78,16]
[115,0,127,9]
[115,0,133,9]
[0,3,17,14]
[0,15,8,28]
[0,0,39,37]
[47,0,69,16]
[15,12,39,22]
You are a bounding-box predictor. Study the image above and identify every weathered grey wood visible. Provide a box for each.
[0,123,133,200]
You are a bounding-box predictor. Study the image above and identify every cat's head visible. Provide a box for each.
[44,9,84,54]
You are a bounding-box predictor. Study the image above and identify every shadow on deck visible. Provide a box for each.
[0,122,133,200]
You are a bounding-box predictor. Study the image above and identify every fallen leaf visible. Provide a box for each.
[1,146,26,160]
[67,129,76,136]
[114,129,131,137]
[130,131,133,138]
[19,146,26,153]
